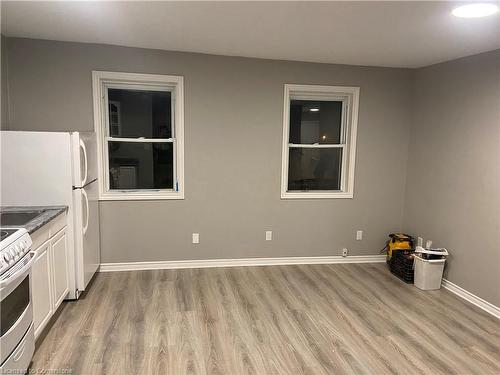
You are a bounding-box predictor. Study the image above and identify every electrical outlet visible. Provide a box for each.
[417,237,423,247]
[342,248,348,257]
[425,239,433,249]
[192,233,200,244]
[265,231,272,241]
[356,230,363,240]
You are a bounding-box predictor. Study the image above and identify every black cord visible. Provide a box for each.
[379,240,389,254]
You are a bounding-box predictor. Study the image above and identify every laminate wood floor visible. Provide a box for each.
[31,263,500,374]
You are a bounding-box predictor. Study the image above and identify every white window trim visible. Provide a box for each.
[92,71,185,201]
[281,84,359,199]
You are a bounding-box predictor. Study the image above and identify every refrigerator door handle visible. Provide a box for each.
[80,139,88,187]
[81,188,90,235]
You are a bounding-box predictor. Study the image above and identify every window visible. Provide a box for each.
[281,84,359,199]
[92,71,184,200]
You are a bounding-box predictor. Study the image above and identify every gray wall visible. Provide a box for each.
[3,37,413,263]
[403,50,500,306]
[1,35,9,129]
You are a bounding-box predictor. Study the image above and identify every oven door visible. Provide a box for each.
[0,250,36,365]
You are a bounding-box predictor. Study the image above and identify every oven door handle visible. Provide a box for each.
[0,250,38,288]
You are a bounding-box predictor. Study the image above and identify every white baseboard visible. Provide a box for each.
[441,279,500,319]
[99,254,386,272]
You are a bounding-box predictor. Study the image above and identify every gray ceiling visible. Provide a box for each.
[2,1,499,68]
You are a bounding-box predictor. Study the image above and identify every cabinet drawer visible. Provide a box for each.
[0,324,35,372]
[28,213,67,250]
[49,213,66,237]
[30,226,50,251]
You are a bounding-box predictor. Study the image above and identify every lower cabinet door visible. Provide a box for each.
[51,228,69,309]
[32,240,52,339]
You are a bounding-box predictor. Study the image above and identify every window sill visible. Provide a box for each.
[98,191,184,201]
[281,191,353,199]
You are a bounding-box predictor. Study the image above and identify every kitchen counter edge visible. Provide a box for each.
[1,206,68,234]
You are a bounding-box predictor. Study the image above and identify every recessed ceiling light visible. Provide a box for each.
[310,108,319,112]
[452,3,499,18]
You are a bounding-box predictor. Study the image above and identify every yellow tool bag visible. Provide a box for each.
[381,233,414,260]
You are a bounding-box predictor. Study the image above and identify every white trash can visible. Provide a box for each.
[413,247,449,291]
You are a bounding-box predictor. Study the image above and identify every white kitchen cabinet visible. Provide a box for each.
[50,228,69,309]
[30,214,69,340]
[32,240,53,338]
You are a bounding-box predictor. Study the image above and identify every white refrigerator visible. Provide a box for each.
[1,131,100,299]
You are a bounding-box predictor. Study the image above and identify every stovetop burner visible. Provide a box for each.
[0,229,18,242]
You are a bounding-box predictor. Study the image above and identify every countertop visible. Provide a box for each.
[0,206,68,234]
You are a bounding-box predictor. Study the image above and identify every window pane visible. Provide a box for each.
[289,100,342,144]
[108,89,172,138]
[108,142,174,190]
[288,147,342,191]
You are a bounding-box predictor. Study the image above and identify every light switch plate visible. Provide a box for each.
[265,231,272,241]
[192,233,200,244]
[356,230,363,240]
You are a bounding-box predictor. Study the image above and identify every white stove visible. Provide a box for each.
[0,228,32,276]
[0,227,35,373]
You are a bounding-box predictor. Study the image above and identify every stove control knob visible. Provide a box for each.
[10,248,16,257]
[3,253,10,262]
[19,242,25,251]
[5,253,14,265]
